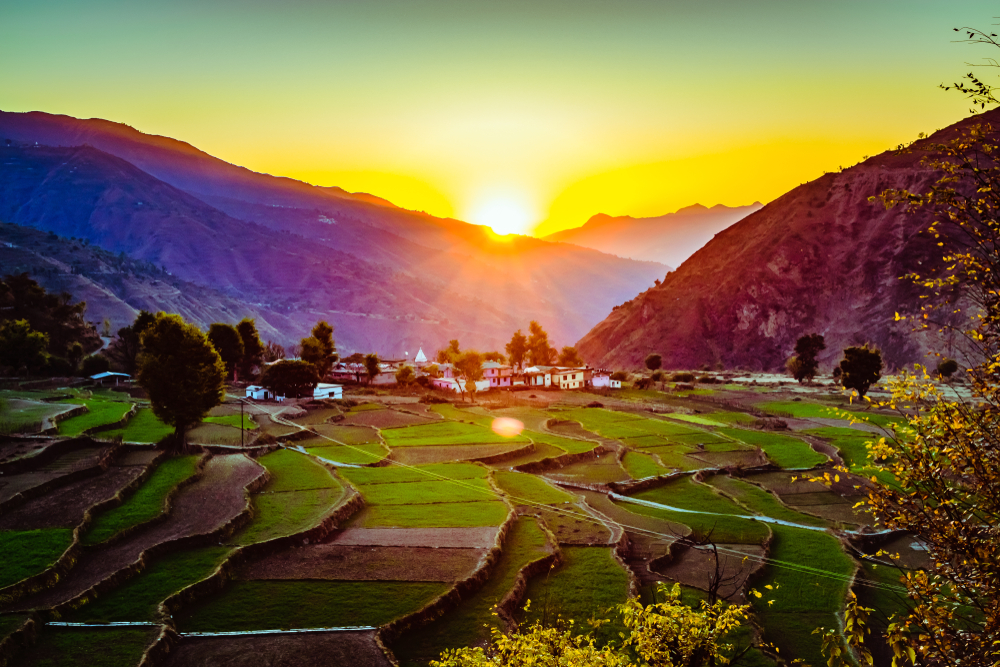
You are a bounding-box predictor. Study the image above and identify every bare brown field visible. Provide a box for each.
[689,450,767,468]
[342,409,433,429]
[163,631,392,667]
[239,545,486,581]
[392,403,444,420]
[0,445,113,505]
[534,506,613,545]
[329,526,500,548]
[652,543,766,600]
[0,438,56,465]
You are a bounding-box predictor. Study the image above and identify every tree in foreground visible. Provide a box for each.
[645,352,662,372]
[207,323,244,380]
[453,350,483,402]
[300,320,338,379]
[787,333,825,383]
[260,359,319,398]
[837,345,882,397]
[364,353,381,384]
[136,313,226,451]
[433,582,750,667]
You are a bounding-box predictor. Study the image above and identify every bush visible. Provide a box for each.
[586,401,603,408]
[670,372,695,383]
[937,358,959,379]
[651,370,664,381]
[419,394,448,404]
[635,378,653,389]
[696,375,718,384]
[80,355,110,376]
[610,371,627,382]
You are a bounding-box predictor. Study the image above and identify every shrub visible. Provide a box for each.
[610,371,627,381]
[696,375,718,384]
[670,372,695,383]
[80,355,110,376]
[936,357,959,379]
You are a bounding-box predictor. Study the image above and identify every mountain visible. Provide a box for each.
[0,111,666,354]
[543,202,763,268]
[575,111,997,372]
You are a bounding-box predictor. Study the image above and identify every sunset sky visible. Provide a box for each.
[2,1,995,235]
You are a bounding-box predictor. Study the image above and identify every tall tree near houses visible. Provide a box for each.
[559,346,584,367]
[526,321,556,366]
[104,310,155,375]
[483,351,506,363]
[236,318,265,381]
[137,313,226,452]
[437,339,461,364]
[0,319,48,374]
[454,350,483,402]
[364,353,381,385]
[505,329,527,370]
[207,323,244,381]
[301,320,337,379]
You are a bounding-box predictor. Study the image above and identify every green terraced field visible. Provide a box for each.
[381,420,527,447]
[0,528,74,588]
[340,462,486,485]
[621,451,673,479]
[98,408,173,443]
[203,413,257,430]
[306,443,388,465]
[178,580,449,631]
[348,501,509,528]
[82,455,200,545]
[525,430,597,454]
[705,474,829,528]
[16,626,157,667]
[803,427,876,469]
[717,427,827,468]
[355,478,497,505]
[494,470,575,504]
[56,397,134,436]
[665,413,728,427]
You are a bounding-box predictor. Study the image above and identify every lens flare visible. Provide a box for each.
[491,417,524,438]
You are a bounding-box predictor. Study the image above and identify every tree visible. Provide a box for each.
[0,319,48,374]
[260,359,319,398]
[437,339,461,364]
[837,345,882,397]
[453,350,483,402]
[207,323,244,380]
[103,310,155,375]
[80,354,110,376]
[526,321,556,366]
[262,340,285,363]
[364,353,381,384]
[395,365,415,385]
[936,357,959,379]
[788,333,825,383]
[483,351,506,363]
[236,318,265,380]
[343,352,366,382]
[505,329,528,370]
[300,320,338,378]
[67,341,84,372]
[136,314,226,451]
[557,346,583,367]
[0,273,101,357]
[645,352,662,372]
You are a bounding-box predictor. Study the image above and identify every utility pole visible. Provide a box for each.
[241,400,244,448]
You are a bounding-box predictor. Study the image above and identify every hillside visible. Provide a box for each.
[544,202,762,268]
[575,110,998,371]
[0,111,666,353]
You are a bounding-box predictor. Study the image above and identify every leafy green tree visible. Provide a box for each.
[527,321,555,366]
[0,319,49,374]
[236,318,265,381]
[137,314,226,451]
[301,320,337,378]
[364,353,381,384]
[559,346,584,367]
[103,310,155,375]
[207,323,244,380]
[788,333,825,383]
[80,354,110,376]
[395,365,415,385]
[505,329,528,370]
[0,273,101,357]
[837,345,882,397]
[454,350,483,402]
[67,341,84,373]
[260,359,319,398]
[437,339,461,364]
[645,352,662,372]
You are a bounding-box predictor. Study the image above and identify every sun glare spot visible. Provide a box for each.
[491,417,524,438]
[470,195,533,236]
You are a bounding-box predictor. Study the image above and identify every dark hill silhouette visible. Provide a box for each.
[544,202,763,268]
[575,110,999,372]
[0,111,666,353]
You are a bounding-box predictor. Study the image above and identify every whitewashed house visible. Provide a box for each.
[591,372,621,389]
[246,385,273,400]
[313,383,343,400]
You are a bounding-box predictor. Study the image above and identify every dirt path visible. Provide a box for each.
[8,454,264,611]
[164,631,393,667]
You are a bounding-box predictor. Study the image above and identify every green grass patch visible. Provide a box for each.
[0,613,27,639]
[622,451,673,479]
[550,455,631,484]
[348,402,384,412]
[17,626,156,667]
[394,517,551,666]
[305,423,382,445]
[668,431,734,446]
[491,442,566,468]
[430,403,495,427]
[494,470,575,504]
[381,420,527,447]
[306,443,387,465]
[628,478,769,543]
[717,428,827,468]
[522,546,630,645]
[636,446,705,471]
[703,411,756,425]
[179,580,449,632]
[257,449,338,492]
[802,427,876,470]
[99,407,173,443]
[340,462,486,485]
[68,546,232,621]
[0,399,62,432]
[525,430,596,454]
[83,455,200,545]
[349,501,509,528]
[705,475,829,527]
[356,478,496,505]
[0,529,74,588]
[665,413,728,427]
[56,398,133,436]
[203,413,257,430]
[753,525,854,667]
[676,388,716,397]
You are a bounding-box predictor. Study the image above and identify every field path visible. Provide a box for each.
[7,454,264,612]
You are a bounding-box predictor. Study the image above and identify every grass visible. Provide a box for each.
[802,427,876,470]
[717,427,827,468]
[753,524,855,667]
[494,470,575,504]
[56,397,133,436]
[355,478,497,505]
[68,546,232,621]
[0,613,27,639]
[348,501,509,528]
[760,401,903,430]
[522,546,631,645]
[16,626,157,667]
[491,442,566,468]
[340,462,486,485]
[665,413,728,427]
[306,423,383,445]
[550,455,631,484]
[203,413,257,430]
[704,475,829,528]
[431,403,495,427]
[628,477,770,543]
[621,451,673,479]
[257,449,338,492]
[82,455,200,545]
[185,422,244,445]
[99,408,173,443]
[0,399,63,432]
[178,580,449,631]
[306,443,388,465]
[394,517,551,666]
[641,446,712,471]
[525,430,597,454]
[348,402,385,412]
[0,529,74,588]
[382,420,528,447]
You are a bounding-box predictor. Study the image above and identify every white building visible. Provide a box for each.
[414,347,427,364]
[313,383,343,400]
[591,373,622,389]
[431,377,490,394]
[246,385,274,400]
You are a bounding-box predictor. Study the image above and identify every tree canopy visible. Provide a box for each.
[300,320,337,378]
[560,346,584,367]
[837,345,882,397]
[0,273,101,358]
[236,318,265,380]
[527,321,555,366]
[644,352,662,371]
[437,339,462,364]
[260,359,319,398]
[505,329,527,369]
[136,313,226,450]
[207,323,244,380]
[788,333,825,383]
[103,310,155,375]
[364,353,381,384]
[0,319,48,374]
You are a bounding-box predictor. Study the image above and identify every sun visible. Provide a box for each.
[469,194,533,236]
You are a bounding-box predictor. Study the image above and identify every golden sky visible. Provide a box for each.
[2,0,992,235]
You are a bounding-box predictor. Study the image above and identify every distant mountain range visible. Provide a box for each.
[576,110,994,372]
[543,203,763,268]
[0,110,669,355]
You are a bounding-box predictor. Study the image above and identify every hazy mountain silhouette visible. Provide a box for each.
[576,110,998,371]
[544,202,763,268]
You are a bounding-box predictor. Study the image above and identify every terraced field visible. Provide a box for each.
[0,390,916,666]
